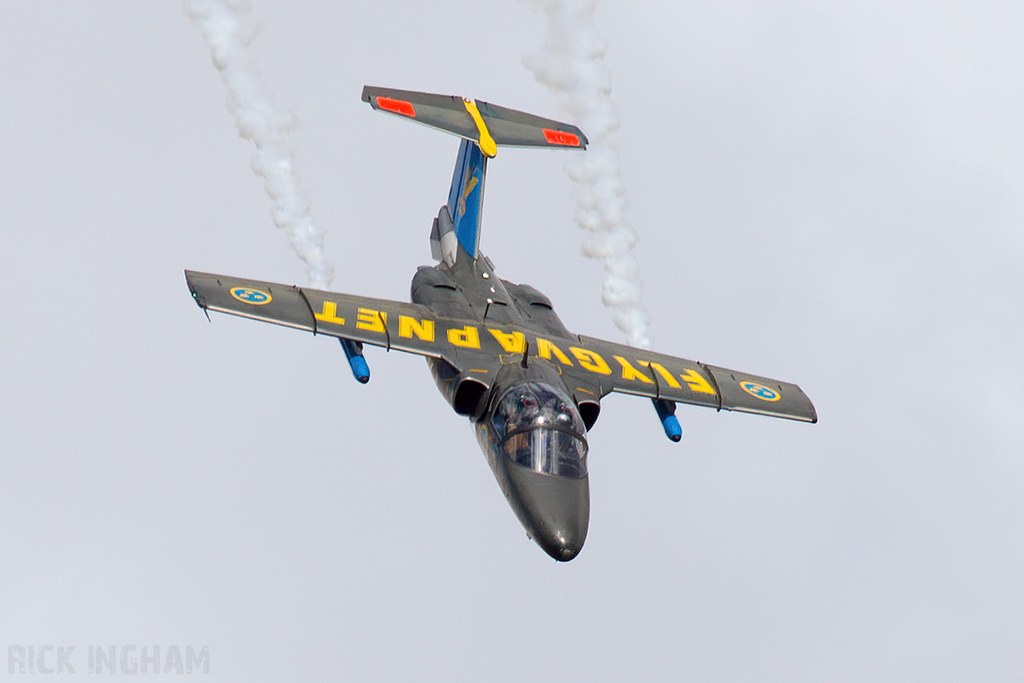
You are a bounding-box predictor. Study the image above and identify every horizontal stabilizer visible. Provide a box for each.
[362,86,588,153]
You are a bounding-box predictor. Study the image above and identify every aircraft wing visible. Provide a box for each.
[185,271,816,422]
[573,334,817,423]
[184,270,453,360]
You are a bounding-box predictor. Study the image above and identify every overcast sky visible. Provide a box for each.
[2,2,1022,681]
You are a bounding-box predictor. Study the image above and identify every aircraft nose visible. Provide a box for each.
[533,487,588,562]
[535,517,585,562]
[552,536,584,562]
[504,463,589,562]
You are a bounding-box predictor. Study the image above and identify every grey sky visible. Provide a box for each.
[2,2,1021,680]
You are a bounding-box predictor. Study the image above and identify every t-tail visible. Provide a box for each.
[361,86,588,263]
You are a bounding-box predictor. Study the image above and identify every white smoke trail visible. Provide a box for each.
[523,0,651,349]
[184,0,334,289]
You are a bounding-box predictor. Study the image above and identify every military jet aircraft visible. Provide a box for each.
[185,86,816,561]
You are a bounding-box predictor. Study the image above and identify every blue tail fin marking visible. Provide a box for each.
[447,139,488,260]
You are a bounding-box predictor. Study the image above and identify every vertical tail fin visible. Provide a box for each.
[446,139,488,259]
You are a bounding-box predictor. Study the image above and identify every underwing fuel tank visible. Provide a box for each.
[338,338,370,384]
[476,380,590,561]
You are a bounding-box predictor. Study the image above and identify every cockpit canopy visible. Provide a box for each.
[488,381,588,478]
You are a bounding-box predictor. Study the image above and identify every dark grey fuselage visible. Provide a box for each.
[412,247,591,561]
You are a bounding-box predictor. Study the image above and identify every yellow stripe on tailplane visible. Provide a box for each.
[462,98,498,158]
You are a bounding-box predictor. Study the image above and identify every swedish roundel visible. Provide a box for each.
[740,381,781,402]
[230,287,272,305]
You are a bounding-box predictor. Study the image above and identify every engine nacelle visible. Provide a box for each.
[576,398,601,432]
[427,357,491,420]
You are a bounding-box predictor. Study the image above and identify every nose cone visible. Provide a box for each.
[504,463,590,561]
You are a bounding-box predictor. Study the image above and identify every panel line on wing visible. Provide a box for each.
[698,362,724,411]
[205,306,314,331]
[296,288,319,335]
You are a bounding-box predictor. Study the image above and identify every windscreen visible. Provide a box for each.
[489,382,588,478]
